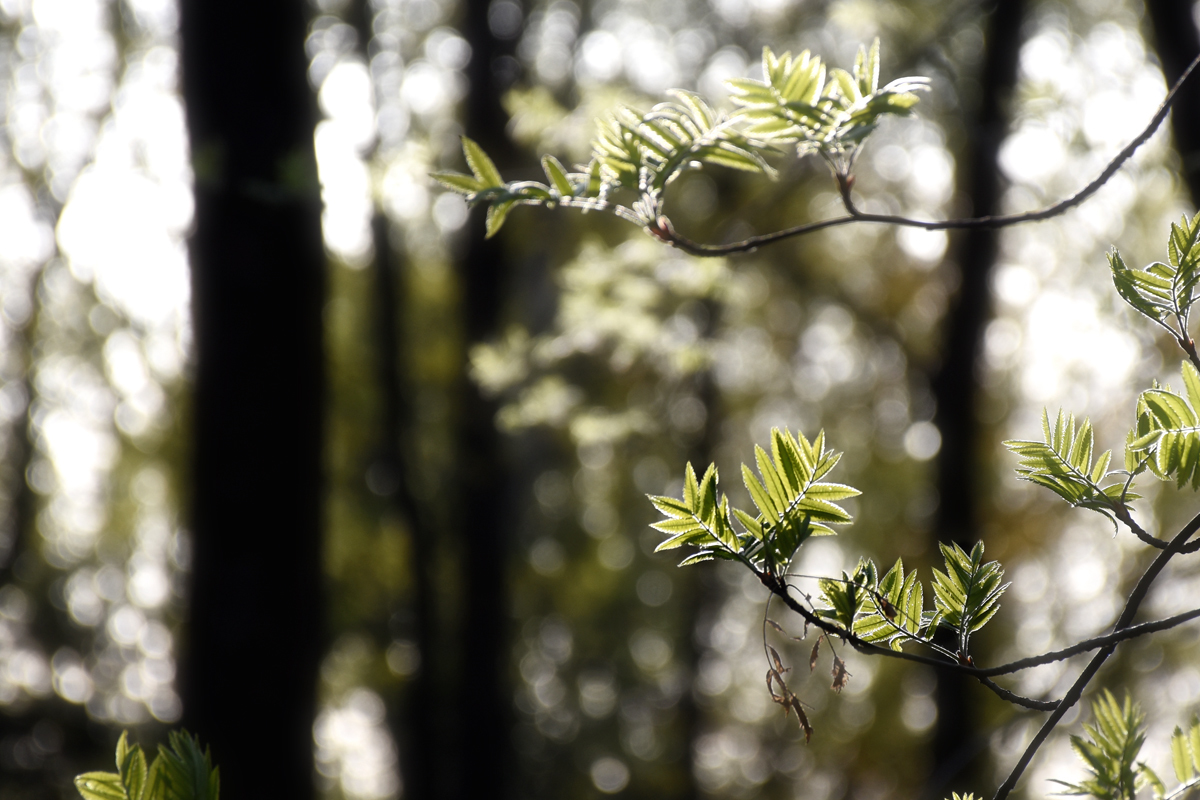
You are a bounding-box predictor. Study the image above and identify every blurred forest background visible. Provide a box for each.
[0,0,1199,799]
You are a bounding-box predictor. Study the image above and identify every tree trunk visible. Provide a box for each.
[453,1,520,797]
[1144,0,1200,202]
[927,1,1024,796]
[178,2,325,798]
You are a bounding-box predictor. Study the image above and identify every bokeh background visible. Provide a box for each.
[0,0,1199,799]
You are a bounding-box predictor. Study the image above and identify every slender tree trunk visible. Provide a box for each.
[454,2,520,798]
[1144,1,1200,202]
[927,1,1024,796]
[178,3,325,798]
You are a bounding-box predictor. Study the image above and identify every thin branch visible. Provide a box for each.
[991,509,1200,800]
[761,571,1055,711]
[1113,504,1170,549]
[979,606,1200,676]
[662,51,1200,257]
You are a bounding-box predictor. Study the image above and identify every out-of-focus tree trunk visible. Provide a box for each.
[1144,0,1200,202]
[178,2,325,798]
[927,1,1024,796]
[453,2,520,798]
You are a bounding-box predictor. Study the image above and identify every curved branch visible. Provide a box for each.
[991,510,1200,800]
[662,51,1200,257]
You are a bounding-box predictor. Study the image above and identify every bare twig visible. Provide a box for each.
[662,51,1200,256]
[979,606,1200,676]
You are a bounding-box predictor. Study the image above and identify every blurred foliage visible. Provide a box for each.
[0,1,1198,800]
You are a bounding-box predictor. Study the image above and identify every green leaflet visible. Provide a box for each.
[1004,409,1133,521]
[1052,691,1147,800]
[929,541,1007,656]
[852,557,927,651]
[649,428,859,570]
[649,463,742,565]
[1110,212,1200,340]
[592,90,775,206]
[75,731,219,800]
[1128,361,1200,488]
[727,39,928,165]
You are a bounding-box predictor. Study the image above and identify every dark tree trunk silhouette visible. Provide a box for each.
[453,1,520,798]
[1144,0,1200,202]
[179,2,325,798]
[928,1,1025,796]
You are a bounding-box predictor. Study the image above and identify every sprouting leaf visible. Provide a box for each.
[853,557,926,650]
[541,155,575,197]
[649,429,859,572]
[152,730,220,800]
[462,136,504,188]
[117,732,149,800]
[1128,362,1200,489]
[1005,409,1133,521]
[75,773,127,800]
[650,463,744,566]
[739,427,860,569]
[1110,212,1200,342]
[1052,691,1145,800]
[930,541,1007,656]
[430,171,484,195]
[591,90,776,221]
[728,39,928,169]
[809,635,823,671]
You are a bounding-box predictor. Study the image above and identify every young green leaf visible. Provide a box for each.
[151,731,220,800]
[739,427,860,569]
[649,463,744,566]
[1004,409,1133,521]
[1128,362,1200,488]
[541,155,575,197]
[853,557,926,650]
[462,136,504,188]
[1110,211,1200,342]
[929,541,1007,655]
[728,39,928,168]
[1052,691,1146,800]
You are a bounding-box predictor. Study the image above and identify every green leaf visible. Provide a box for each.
[930,541,1007,654]
[1172,726,1194,783]
[1110,212,1200,338]
[431,171,484,195]
[1005,409,1126,520]
[730,41,928,166]
[485,200,515,238]
[461,136,503,188]
[1054,691,1146,800]
[151,731,220,800]
[1129,362,1200,488]
[541,155,574,196]
[75,773,127,800]
[117,733,149,800]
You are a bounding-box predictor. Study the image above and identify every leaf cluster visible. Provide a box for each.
[1142,717,1200,800]
[729,39,928,173]
[1004,409,1133,524]
[432,39,926,235]
[648,428,858,571]
[1129,361,1200,488]
[1054,692,1148,800]
[651,428,1008,660]
[75,731,219,800]
[1110,212,1200,349]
